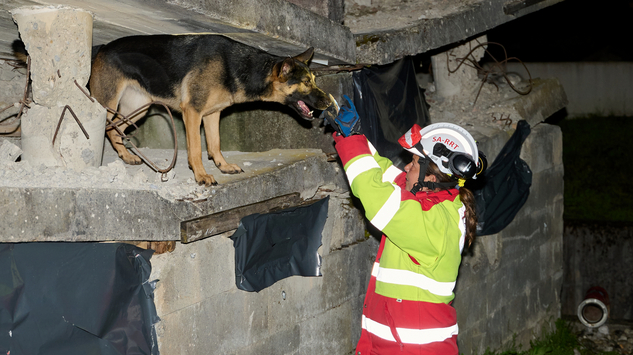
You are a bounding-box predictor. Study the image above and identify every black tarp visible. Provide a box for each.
[352,57,431,169]
[231,197,329,292]
[0,243,159,355]
[470,120,533,236]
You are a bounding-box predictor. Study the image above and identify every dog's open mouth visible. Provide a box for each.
[295,100,314,120]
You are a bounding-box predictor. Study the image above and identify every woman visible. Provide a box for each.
[332,120,482,354]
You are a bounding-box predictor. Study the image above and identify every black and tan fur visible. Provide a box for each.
[89,34,332,186]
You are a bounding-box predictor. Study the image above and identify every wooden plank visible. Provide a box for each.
[180,193,302,243]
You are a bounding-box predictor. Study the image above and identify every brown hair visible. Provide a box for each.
[426,162,478,248]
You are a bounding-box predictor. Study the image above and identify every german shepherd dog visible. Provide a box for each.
[89,34,332,186]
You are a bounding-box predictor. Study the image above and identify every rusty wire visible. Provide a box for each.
[74,80,94,102]
[446,40,533,106]
[0,103,14,116]
[103,101,179,175]
[0,56,31,125]
[52,105,90,145]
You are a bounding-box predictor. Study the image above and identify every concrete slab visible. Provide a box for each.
[0,146,346,242]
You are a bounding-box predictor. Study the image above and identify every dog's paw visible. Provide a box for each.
[195,173,218,186]
[217,162,244,175]
[120,154,143,165]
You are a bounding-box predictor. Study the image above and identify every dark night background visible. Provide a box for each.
[486,0,633,62]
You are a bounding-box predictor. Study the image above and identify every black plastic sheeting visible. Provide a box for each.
[351,57,531,236]
[470,120,533,236]
[231,197,329,292]
[352,57,431,169]
[0,243,159,355]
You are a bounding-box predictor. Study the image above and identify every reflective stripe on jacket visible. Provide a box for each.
[356,237,459,355]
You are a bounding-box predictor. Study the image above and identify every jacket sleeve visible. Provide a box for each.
[334,135,454,268]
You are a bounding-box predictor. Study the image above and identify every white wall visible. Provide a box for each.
[505,62,633,117]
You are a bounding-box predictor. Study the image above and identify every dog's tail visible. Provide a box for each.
[11,39,28,63]
[91,44,104,62]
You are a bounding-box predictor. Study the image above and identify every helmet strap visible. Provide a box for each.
[415,180,458,192]
[410,149,458,194]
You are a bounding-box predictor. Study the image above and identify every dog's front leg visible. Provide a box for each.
[106,118,143,165]
[182,107,217,186]
[203,112,243,174]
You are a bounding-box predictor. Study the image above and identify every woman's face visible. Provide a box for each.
[404,155,435,192]
[404,155,421,191]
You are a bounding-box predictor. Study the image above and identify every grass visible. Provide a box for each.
[554,115,633,223]
[478,319,618,355]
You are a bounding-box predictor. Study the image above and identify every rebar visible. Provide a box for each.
[446,41,533,105]
[52,105,90,146]
[103,101,179,175]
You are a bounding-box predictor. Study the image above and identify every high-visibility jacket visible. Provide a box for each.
[334,134,466,354]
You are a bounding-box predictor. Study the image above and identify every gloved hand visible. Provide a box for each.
[321,95,361,137]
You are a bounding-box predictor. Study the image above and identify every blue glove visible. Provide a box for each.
[333,95,361,137]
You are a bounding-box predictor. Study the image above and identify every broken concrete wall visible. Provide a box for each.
[455,123,564,354]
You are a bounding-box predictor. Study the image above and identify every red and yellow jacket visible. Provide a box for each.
[335,134,466,354]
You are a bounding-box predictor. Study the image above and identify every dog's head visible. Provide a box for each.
[272,48,333,120]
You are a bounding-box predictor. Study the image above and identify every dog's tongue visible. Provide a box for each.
[298,100,311,117]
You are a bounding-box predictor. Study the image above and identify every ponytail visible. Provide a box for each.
[426,161,478,248]
[458,187,477,247]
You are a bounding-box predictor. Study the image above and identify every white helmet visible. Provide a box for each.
[398,123,483,180]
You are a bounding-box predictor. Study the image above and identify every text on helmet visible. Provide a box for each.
[432,136,460,150]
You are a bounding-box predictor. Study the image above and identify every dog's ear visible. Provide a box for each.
[274,47,314,81]
[293,47,314,65]
[274,57,296,82]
